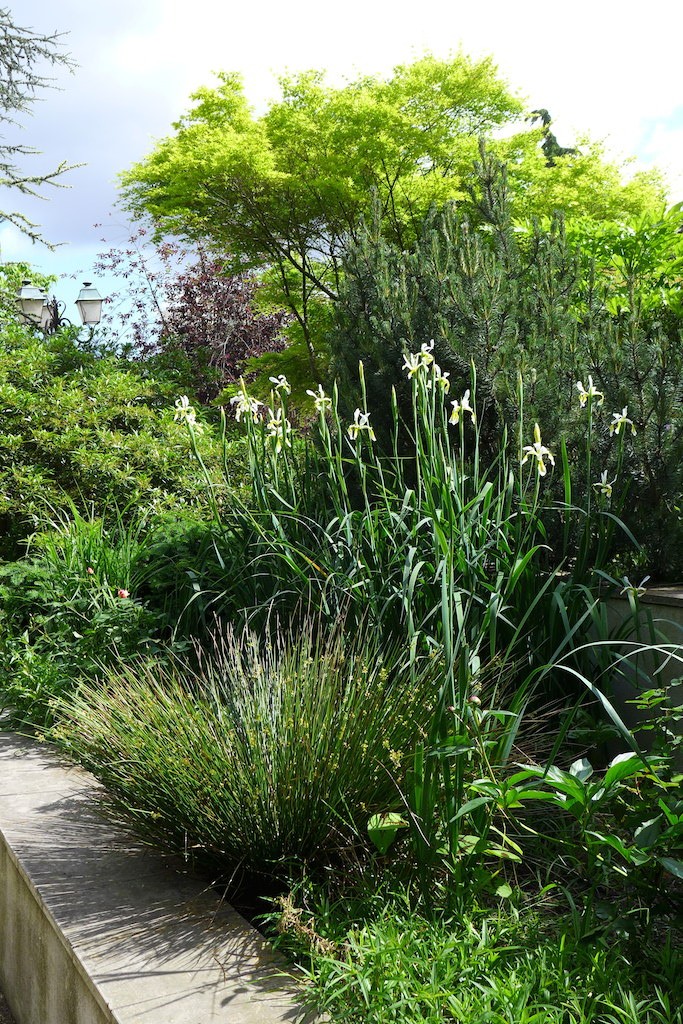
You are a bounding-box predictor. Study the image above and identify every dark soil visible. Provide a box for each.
[0,991,15,1024]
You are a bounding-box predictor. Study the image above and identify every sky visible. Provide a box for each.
[2,0,682,323]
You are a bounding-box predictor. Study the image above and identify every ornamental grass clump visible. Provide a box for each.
[53,619,442,887]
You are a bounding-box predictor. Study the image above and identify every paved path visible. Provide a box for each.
[0,732,314,1024]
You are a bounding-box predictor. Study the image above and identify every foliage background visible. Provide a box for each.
[0,320,226,558]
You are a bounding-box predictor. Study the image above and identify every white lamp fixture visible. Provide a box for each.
[17,280,46,324]
[75,282,103,326]
[17,280,104,334]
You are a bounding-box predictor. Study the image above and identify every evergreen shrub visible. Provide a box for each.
[0,321,222,557]
[330,158,683,579]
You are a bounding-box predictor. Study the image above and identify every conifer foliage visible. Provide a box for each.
[332,155,683,579]
[0,6,75,242]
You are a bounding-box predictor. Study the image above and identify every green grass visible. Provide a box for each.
[272,892,682,1024]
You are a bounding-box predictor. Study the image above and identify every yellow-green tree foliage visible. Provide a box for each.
[121,55,665,373]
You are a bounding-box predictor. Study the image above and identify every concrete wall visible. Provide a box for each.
[0,840,109,1024]
[603,588,683,756]
[0,734,316,1024]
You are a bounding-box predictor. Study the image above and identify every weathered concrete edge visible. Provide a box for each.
[611,587,683,610]
[0,733,318,1024]
[0,825,114,1024]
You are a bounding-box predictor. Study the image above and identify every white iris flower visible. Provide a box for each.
[522,423,555,477]
[174,395,203,433]
[593,471,616,497]
[609,407,636,436]
[267,408,292,453]
[306,384,331,412]
[576,376,604,408]
[348,408,376,441]
[269,374,291,395]
[449,389,476,425]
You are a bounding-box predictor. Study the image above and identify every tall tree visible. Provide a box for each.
[121,55,527,376]
[121,55,665,377]
[0,6,75,244]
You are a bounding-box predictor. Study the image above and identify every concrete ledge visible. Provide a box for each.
[602,594,683,769]
[637,586,683,610]
[0,733,315,1024]
[605,591,683,692]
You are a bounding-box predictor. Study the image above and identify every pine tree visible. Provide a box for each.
[331,150,581,447]
[0,6,75,244]
[331,152,683,578]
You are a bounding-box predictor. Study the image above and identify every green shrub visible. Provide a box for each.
[0,321,222,557]
[511,753,683,914]
[0,503,185,726]
[43,339,677,931]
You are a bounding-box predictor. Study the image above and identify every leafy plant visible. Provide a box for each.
[170,349,655,913]
[0,502,177,726]
[515,751,683,924]
[629,681,683,765]
[182,346,635,663]
[273,893,682,1024]
[0,319,224,557]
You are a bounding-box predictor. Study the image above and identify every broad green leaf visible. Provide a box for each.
[569,757,594,782]
[659,857,683,880]
[367,812,407,856]
[585,830,638,864]
[634,817,662,849]
[453,796,491,820]
[604,753,646,787]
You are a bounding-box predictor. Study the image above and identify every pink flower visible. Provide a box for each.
[117,589,130,599]
[86,567,94,575]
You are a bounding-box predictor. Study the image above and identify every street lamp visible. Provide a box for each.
[15,280,44,323]
[17,280,104,334]
[75,282,103,327]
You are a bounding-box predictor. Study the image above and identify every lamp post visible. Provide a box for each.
[17,280,104,335]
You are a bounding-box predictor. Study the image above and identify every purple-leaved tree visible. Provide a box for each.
[94,231,290,401]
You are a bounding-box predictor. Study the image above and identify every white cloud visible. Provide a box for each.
[636,118,683,194]
[103,0,683,188]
